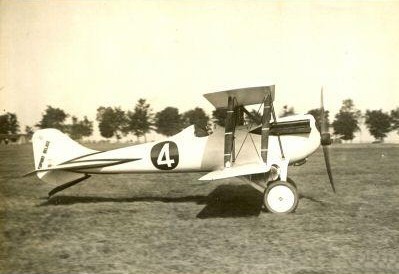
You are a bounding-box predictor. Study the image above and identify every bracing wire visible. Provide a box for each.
[235,96,266,160]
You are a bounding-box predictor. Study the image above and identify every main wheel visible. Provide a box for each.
[263,180,298,213]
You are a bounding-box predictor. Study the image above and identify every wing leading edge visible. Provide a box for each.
[203,85,275,108]
[198,163,270,181]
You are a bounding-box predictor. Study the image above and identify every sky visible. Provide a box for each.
[1,0,399,141]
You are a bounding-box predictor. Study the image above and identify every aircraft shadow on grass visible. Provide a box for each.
[40,184,324,218]
[39,184,263,218]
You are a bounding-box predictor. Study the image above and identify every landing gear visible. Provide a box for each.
[241,160,299,214]
[263,180,298,213]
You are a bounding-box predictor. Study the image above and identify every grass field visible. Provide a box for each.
[1,143,399,274]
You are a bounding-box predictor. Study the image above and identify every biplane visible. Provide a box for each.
[26,85,335,213]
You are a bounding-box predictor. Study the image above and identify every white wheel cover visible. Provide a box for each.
[266,185,295,213]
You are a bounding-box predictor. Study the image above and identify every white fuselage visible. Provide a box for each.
[73,114,320,174]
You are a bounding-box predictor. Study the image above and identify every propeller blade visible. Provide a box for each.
[322,145,336,193]
[320,87,335,193]
[320,87,327,134]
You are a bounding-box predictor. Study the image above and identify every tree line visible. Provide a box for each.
[1,98,399,143]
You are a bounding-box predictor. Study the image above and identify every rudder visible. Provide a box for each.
[32,129,97,183]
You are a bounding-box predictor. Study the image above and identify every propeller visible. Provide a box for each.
[320,87,336,193]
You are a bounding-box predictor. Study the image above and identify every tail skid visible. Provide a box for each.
[48,174,91,197]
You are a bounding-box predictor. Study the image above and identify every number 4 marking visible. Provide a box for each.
[150,141,179,170]
[157,143,175,167]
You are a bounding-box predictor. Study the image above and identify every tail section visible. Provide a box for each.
[32,129,97,184]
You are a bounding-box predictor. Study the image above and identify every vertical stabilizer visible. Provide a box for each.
[32,129,97,182]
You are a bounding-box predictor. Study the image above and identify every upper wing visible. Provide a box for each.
[203,85,275,108]
[198,162,270,181]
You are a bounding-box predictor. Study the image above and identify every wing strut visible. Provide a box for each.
[260,90,272,163]
[224,96,235,167]
[271,104,285,159]
[220,86,276,167]
[260,86,285,162]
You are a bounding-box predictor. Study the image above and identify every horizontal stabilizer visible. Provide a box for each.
[198,163,270,181]
[204,86,275,108]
